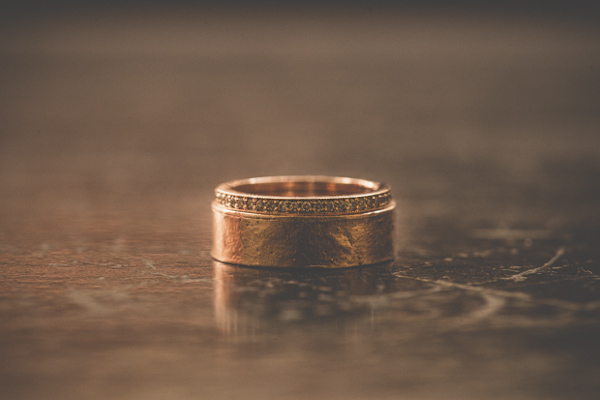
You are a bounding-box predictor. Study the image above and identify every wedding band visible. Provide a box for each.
[211,176,395,268]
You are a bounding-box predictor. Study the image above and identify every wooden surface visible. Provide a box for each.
[1,7,599,400]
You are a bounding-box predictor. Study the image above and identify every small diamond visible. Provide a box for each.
[271,201,281,212]
[289,202,299,212]
[300,201,310,212]
[355,198,365,211]
[255,199,264,211]
[263,201,275,212]
[324,201,335,212]
[316,200,327,212]
[279,201,290,212]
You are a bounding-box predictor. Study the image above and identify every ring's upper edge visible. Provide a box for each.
[215,175,390,200]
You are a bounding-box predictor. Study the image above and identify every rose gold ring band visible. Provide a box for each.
[211,176,395,268]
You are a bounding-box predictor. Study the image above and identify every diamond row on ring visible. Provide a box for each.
[215,192,392,214]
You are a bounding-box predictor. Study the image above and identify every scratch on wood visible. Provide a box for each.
[503,246,566,282]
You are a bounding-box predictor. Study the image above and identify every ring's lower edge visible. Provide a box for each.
[211,202,395,268]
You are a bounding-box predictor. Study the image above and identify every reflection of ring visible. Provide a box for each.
[211,176,395,268]
[213,260,395,335]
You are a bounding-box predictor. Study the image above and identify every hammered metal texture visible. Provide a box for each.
[212,202,395,268]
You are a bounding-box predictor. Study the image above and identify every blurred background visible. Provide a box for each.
[2,1,599,207]
[1,1,599,235]
[1,1,599,399]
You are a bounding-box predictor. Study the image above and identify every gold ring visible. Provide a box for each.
[211,176,395,268]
